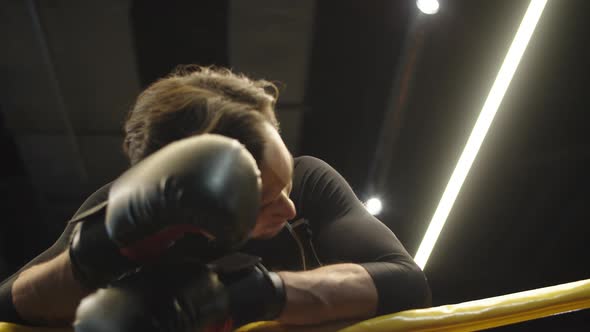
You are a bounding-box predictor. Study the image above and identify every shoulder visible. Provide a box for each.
[293,156,340,179]
[294,155,330,169]
[290,156,361,219]
[292,155,350,187]
[292,156,341,196]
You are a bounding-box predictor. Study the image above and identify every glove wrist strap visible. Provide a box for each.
[69,211,135,289]
[259,268,286,321]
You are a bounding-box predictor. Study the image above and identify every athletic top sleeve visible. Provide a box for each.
[279,156,431,314]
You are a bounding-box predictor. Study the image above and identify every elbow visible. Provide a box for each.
[363,261,432,316]
[403,263,432,310]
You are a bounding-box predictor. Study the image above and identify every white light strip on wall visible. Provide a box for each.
[414,0,548,270]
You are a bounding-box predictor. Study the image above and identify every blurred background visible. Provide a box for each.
[1,0,588,330]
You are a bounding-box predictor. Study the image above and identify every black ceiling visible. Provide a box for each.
[1,0,589,330]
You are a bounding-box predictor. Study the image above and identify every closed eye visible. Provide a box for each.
[261,181,292,208]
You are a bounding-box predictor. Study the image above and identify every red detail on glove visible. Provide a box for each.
[119,224,212,261]
[204,318,234,332]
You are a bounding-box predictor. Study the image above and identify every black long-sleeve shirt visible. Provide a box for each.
[0,156,431,324]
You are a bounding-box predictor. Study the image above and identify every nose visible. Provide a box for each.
[274,194,296,221]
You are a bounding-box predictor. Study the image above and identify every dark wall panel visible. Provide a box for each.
[130,0,230,87]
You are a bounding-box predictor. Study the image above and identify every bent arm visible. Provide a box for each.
[276,259,430,325]
[0,231,90,327]
[11,251,89,326]
[281,156,431,324]
[277,263,377,325]
[0,184,109,326]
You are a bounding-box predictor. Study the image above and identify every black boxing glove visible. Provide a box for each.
[74,262,232,332]
[209,253,286,327]
[73,254,286,332]
[69,134,262,289]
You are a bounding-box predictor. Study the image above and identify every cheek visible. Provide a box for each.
[255,206,273,226]
[250,208,279,239]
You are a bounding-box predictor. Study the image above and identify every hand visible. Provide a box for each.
[73,254,286,332]
[74,262,232,332]
[209,253,286,327]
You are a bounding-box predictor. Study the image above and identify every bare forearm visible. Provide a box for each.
[12,251,90,326]
[277,263,377,325]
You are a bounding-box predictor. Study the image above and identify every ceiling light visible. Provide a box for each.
[416,0,440,15]
[414,0,548,270]
[365,197,383,216]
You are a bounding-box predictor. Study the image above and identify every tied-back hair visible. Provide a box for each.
[123,65,280,165]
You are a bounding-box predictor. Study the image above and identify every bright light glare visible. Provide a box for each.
[365,198,383,215]
[416,0,440,15]
[414,0,548,270]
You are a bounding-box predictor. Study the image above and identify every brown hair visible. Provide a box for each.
[123,65,279,165]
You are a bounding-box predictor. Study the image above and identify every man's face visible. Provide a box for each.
[250,123,296,239]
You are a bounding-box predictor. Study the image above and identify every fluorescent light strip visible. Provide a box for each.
[414,0,548,270]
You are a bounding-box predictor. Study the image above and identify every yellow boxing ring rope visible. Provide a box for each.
[1,278,589,332]
[239,278,590,332]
